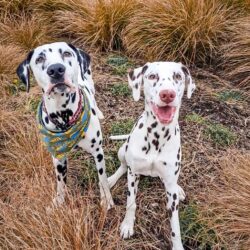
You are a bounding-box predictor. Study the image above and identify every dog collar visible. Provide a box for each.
[37,89,91,160]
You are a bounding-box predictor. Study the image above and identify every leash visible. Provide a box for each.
[37,89,91,160]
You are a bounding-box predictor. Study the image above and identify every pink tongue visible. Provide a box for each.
[152,105,175,123]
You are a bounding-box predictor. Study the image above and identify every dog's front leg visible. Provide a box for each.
[163,180,184,250]
[92,148,114,210]
[52,157,68,206]
[120,169,140,239]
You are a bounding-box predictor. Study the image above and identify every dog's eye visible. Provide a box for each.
[35,56,45,64]
[148,74,157,80]
[176,73,182,80]
[63,51,72,57]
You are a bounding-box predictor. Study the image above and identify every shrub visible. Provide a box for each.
[51,0,139,50]
[220,16,250,90]
[123,0,233,65]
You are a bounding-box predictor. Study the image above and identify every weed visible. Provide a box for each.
[217,90,243,102]
[110,82,131,97]
[185,113,206,124]
[107,55,133,76]
[180,202,222,249]
[110,119,134,135]
[205,123,236,146]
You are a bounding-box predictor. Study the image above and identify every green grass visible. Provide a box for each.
[185,112,237,146]
[180,202,223,250]
[107,55,134,76]
[110,82,131,97]
[205,123,237,146]
[185,113,206,124]
[110,118,134,135]
[217,90,243,102]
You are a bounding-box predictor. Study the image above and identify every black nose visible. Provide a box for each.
[47,64,65,79]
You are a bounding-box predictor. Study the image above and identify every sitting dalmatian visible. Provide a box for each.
[16,42,113,209]
[109,62,196,250]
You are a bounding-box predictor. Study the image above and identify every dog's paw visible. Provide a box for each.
[120,219,134,239]
[178,185,186,201]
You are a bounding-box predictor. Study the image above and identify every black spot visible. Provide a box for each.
[42,65,45,70]
[164,129,169,138]
[49,48,52,52]
[167,135,171,141]
[154,132,160,139]
[142,65,148,74]
[175,166,180,175]
[173,193,177,200]
[57,164,67,175]
[131,182,134,187]
[127,190,131,196]
[61,93,64,96]
[63,176,67,183]
[97,130,100,137]
[91,138,96,144]
[59,48,62,54]
[99,168,103,175]
[151,121,158,128]
[162,127,165,131]
[69,61,72,66]
[144,136,147,141]
[175,127,177,135]
[127,136,130,143]
[91,144,94,148]
[99,140,102,145]
[45,116,49,124]
[147,127,152,133]
[128,70,136,81]
[92,108,96,115]
[172,232,175,237]
[57,175,61,181]
[146,142,151,154]
[168,209,172,218]
[85,86,90,94]
[96,148,99,151]
[142,146,147,151]
[97,154,103,162]
[87,69,91,75]
[139,123,143,129]
[125,145,128,151]
[71,92,76,103]
[135,83,138,89]
[163,162,167,166]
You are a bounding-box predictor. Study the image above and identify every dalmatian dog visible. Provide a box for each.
[16,42,114,209]
[109,62,195,249]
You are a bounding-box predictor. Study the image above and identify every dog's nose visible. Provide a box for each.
[47,64,65,79]
[159,90,176,103]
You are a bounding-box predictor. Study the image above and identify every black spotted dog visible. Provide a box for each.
[109,62,196,249]
[16,42,113,209]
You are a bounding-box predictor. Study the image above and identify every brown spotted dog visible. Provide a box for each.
[109,62,196,250]
[16,42,113,209]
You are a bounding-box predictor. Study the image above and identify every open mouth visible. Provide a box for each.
[46,82,75,95]
[152,103,176,124]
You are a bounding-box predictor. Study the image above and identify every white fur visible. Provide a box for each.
[109,62,195,249]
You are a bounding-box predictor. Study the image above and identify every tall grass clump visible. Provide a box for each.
[0,14,52,52]
[123,0,233,65]
[0,0,34,15]
[201,151,250,249]
[220,16,250,90]
[52,0,139,50]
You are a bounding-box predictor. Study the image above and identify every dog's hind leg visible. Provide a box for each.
[108,144,127,188]
[52,157,68,207]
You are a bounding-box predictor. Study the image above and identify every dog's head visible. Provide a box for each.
[16,42,90,95]
[128,62,195,124]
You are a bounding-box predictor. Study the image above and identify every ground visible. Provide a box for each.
[0,53,249,249]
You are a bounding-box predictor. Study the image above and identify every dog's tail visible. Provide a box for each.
[109,135,129,140]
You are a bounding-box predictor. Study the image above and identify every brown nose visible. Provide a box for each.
[159,90,176,103]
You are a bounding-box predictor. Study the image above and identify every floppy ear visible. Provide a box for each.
[16,50,34,93]
[67,44,90,81]
[128,64,148,101]
[181,65,196,99]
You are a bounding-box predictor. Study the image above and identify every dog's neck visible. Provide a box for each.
[143,102,180,144]
[41,88,81,131]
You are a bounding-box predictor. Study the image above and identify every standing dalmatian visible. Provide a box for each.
[16,42,113,209]
[109,62,196,249]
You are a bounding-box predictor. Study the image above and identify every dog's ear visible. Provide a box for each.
[181,65,195,99]
[128,64,148,101]
[16,50,34,93]
[67,43,90,81]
